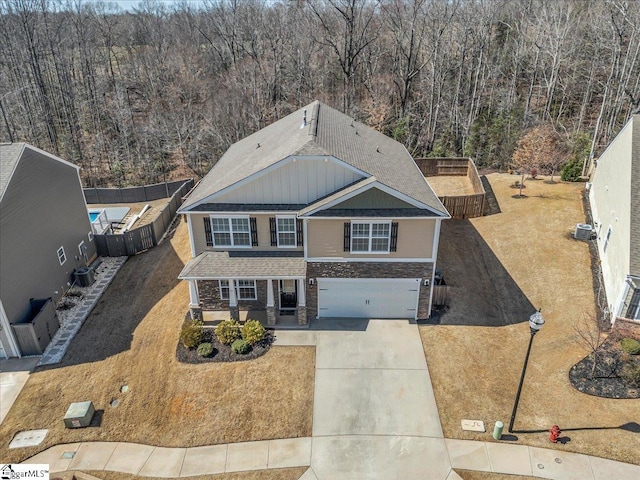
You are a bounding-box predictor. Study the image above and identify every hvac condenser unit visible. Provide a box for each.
[574,223,592,241]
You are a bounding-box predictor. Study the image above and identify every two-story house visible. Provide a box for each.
[589,114,640,324]
[1,143,97,357]
[178,101,449,325]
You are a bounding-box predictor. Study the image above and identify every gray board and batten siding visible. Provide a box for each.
[92,179,194,257]
[0,144,97,330]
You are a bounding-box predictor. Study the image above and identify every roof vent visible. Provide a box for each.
[300,109,307,129]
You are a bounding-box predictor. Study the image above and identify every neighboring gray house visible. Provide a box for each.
[0,143,97,358]
[178,101,449,325]
[589,114,640,324]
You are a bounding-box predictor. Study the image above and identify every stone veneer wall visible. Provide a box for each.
[198,279,276,311]
[306,262,434,320]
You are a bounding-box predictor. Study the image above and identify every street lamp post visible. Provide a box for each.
[508,309,545,433]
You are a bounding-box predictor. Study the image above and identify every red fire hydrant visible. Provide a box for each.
[549,425,561,443]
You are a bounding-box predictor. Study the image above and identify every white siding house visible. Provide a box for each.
[589,115,640,323]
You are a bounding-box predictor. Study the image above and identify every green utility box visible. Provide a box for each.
[64,401,95,429]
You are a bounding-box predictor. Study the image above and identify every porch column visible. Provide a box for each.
[266,279,276,326]
[228,279,239,321]
[297,278,306,307]
[297,277,307,326]
[188,280,202,320]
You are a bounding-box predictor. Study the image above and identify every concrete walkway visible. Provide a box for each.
[20,319,640,479]
[0,356,39,424]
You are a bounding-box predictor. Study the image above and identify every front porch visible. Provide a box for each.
[178,251,308,326]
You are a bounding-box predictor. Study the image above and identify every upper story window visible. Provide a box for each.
[269,216,303,247]
[57,246,67,265]
[351,221,391,253]
[209,216,251,247]
[277,216,296,247]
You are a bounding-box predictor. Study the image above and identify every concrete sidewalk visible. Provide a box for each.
[22,436,640,479]
[26,438,312,477]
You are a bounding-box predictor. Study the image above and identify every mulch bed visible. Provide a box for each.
[569,335,640,399]
[176,328,274,364]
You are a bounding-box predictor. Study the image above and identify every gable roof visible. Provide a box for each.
[181,101,447,216]
[0,143,79,202]
[0,142,25,198]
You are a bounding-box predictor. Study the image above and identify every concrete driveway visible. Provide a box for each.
[310,319,451,479]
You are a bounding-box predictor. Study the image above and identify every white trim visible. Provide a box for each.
[303,216,441,220]
[306,257,434,263]
[189,280,200,308]
[297,278,306,307]
[88,231,94,242]
[209,215,252,248]
[180,155,369,211]
[0,300,21,358]
[266,279,275,307]
[276,215,297,248]
[182,275,305,281]
[303,218,309,260]
[350,220,392,254]
[78,240,87,263]
[428,218,444,316]
[186,214,197,258]
[57,246,67,265]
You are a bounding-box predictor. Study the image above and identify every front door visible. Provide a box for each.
[279,280,297,310]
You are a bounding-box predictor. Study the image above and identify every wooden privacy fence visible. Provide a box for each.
[84,179,191,204]
[414,157,486,219]
[93,179,193,257]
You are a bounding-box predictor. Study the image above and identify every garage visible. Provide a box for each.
[317,278,421,319]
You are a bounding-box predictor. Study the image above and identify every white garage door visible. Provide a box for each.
[317,278,421,319]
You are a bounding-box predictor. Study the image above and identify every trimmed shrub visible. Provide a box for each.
[620,363,640,387]
[560,156,583,181]
[215,319,241,345]
[197,342,214,357]
[231,338,249,354]
[241,319,266,345]
[620,338,640,355]
[180,320,203,348]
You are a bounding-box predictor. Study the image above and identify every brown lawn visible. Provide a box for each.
[421,174,640,465]
[0,221,315,464]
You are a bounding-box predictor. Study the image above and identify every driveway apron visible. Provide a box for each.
[311,319,450,479]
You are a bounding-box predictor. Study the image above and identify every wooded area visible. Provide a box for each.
[1,0,639,186]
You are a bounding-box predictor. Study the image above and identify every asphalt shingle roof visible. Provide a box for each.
[181,101,447,216]
[178,251,306,279]
[0,143,25,198]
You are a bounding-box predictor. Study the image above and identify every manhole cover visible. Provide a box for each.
[555,458,563,464]
[537,464,545,469]
[61,451,76,459]
[110,398,119,407]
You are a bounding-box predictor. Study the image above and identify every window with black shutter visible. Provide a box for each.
[250,217,258,246]
[344,222,351,251]
[269,217,277,246]
[390,222,399,252]
[203,217,213,246]
[296,219,304,246]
